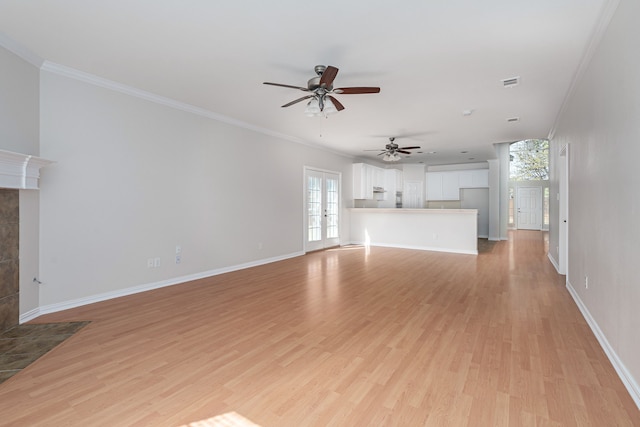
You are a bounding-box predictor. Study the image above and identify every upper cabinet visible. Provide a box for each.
[427,171,459,201]
[426,169,489,201]
[353,163,397,200]
[353,163,373,199]
[458,169,489,188]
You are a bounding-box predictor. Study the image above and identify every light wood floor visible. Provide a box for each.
[1,231,638,426]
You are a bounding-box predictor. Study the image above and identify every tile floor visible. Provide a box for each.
[0,321,89,384]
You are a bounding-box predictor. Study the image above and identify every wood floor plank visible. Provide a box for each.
[0,230,638,426]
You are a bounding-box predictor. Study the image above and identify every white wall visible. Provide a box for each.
[0,45,41,316]
[550,0,640,405]
[460,188,489,238]
[37,69,353,307]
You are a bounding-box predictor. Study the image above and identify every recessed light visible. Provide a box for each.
[462,109,473,116]
[507,117,520,122]
[460,151,468,154]
[468,157,475,160]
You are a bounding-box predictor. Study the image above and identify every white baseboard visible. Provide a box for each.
[22,251,303,322]
[349,240,477,255]
[566,280,640,410]
[19,307,42,324]
[547,252,560,273]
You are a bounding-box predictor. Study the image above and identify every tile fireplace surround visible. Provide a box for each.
[0,188,19,334]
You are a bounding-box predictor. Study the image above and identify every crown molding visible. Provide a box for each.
[40,61,351,160]
[548,0,621,140]
[0,32,43,67]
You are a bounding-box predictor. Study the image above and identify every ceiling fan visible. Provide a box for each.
[365,137,421,162]
[263,65,380,116]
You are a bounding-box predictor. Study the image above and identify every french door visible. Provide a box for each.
[305,168,340,252]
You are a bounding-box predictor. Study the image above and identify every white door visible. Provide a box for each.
[305,169,340,252]
[517,186,542,230]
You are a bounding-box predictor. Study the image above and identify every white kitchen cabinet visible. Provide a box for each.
[353,163,386,199]
[426,172,444,201]
[353,163,373,199]
[426,171,460,201]
[458,169,489,188]
[373,166,385,189]
[427,169,489,201]
[442,172,460,199]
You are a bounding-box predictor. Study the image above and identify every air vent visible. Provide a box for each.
[507,117,520,122]
[502,76,520,87]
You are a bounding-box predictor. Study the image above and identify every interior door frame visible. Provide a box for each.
[558,144,569,275]
[303,166,342,253]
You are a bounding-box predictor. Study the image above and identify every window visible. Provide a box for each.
[509,139,549,181]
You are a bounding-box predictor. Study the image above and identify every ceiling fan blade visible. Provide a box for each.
[364,149,385,152]
[327,95,345,111]
[281,95,314,108]
[334,87,381,94]
[263,82,310,91]
[397,150,412,155]
[399,146,421,150]
[319,66,339,88]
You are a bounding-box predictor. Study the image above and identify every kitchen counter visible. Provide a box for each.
[349,208,478,254]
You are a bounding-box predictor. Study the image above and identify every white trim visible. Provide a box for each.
[349,241,478,255]
[24,251,303,320]
[303,166,343,253]
[19,307,42,324]
[0,31,44,67]
[547,252,561,273]
[0,149,54,189]
[548,0,620,140]
[39,61,351,160]
[566,280,640,410]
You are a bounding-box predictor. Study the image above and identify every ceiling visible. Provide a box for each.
[0,0,610,166]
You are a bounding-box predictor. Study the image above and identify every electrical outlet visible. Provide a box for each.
[175,254,181,264]
[153,257,161,268]
[147,258,154,268]
[175,245,181,254]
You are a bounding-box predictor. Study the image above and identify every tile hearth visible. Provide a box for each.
[0,321,89,384]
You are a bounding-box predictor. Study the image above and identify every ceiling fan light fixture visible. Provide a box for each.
[323,97,338,115]
[304,98,321,117]
[383,152,401,162]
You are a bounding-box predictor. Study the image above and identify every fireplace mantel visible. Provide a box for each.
[0,149,54,190]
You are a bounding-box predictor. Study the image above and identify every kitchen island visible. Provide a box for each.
[349,208,478,255]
